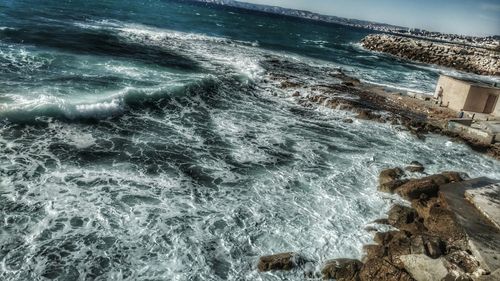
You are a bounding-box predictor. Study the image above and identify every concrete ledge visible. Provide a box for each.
[447,121,495,144]
[439,178,500,273]
[465,183,500,231]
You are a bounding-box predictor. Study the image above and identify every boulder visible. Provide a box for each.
[321,259,363,281]
[379,168,405,186]
[396,179,439,200]
[257,252,304,272]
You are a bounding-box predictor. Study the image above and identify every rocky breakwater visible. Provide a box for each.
[361,34,500,76]
[258,163,500,280]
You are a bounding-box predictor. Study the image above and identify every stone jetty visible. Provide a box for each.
[361,34,500,76]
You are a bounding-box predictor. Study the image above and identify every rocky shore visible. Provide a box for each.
[261,58,500,159]
[361,34,500,76]
[256,58,500,280]
[258,165,500,280]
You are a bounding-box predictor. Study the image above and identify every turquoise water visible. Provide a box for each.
[1,0,499,280]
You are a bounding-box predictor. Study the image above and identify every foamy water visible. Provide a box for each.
[1,1,499,280]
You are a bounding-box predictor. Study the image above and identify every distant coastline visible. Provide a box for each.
[189,0,500,50]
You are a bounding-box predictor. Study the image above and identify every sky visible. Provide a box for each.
[242,0,500,36]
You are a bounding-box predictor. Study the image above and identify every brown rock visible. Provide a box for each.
[359,258,415,281]
[379,179,409,194]
[257,252,303,272]
[379,168,405,186]
[445,251,480,274]
[396,179,439,200]
[363,244,385,261]
[424,206,468,250]
[440,171,465,183]
[411,197,441,221]
[322,259,363,281]
[405,161,425,173]
[387,205,418,229]
[356,110,381,121]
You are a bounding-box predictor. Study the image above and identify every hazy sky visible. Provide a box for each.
[242,0,500,36]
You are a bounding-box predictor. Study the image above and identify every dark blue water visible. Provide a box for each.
[1,1,499,280]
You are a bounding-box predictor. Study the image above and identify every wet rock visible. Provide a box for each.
[321,259,363,281]
[373,218,390,225]
[257,252,304,272]
[440,171,465,183]
[387,205,424,233]
[379,179,409,194]
[343,118,354,123]
[379,168,405,186]
[405,161,425,173]
[292,91,300,97]
[396,179,439,200]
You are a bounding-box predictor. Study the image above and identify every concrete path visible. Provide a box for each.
[439,177,500,273]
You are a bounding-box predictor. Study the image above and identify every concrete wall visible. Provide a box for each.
[465,86,493,113]
[438,76,471,111]
[489,89,500,117]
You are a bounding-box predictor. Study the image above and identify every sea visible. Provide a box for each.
[1,0,499,280]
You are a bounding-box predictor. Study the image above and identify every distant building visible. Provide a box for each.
[435,75,500,117]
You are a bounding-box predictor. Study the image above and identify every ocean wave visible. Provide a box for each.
[0,77,222,122]
[0,44,54,74]
[72,20,265,80]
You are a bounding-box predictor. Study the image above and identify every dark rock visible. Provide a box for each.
[440,171,465,183]
[373,218,390,225]
[343,118,354,123]
[422,235,446,259]
[405,161,425,173]
[411,196,441,221]
[257,252,304,272]
[385,205,427,234]
[292,91,300,97]
[356,110,381,121]
[321,259,363,281]
[396,179,439,200]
